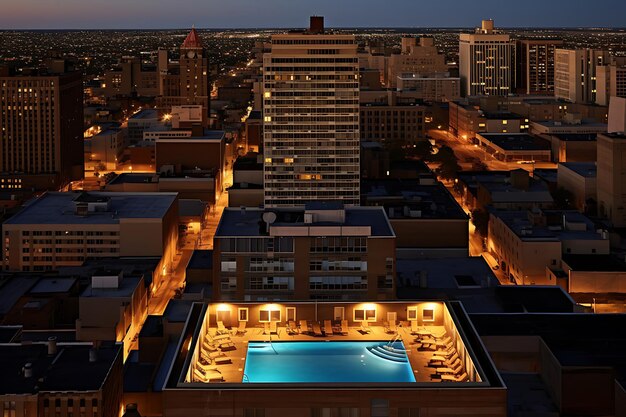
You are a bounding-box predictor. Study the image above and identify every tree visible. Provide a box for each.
[551,187,576,210]
[471,209,490,238]
[434,145,461,181]
[408,140,433,161]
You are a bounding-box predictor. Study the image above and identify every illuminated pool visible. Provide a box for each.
[242,341,416,383]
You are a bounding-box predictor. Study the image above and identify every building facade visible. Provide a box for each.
[0,67,83,190]
[554,48,609,103]
[262,18,360,207]
[515,39,563,95]
[459,20,513,97]
[597,132,626,227]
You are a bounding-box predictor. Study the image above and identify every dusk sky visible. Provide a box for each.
[1,0,626,29]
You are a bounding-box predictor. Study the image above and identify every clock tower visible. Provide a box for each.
[179,26,210,119]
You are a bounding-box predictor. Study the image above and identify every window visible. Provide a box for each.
[354,306,376,322]
[238,308,249,322]
[423,308,435,322]
[407,306,418,321]
[259,309,281,322]
[286,307,296,322]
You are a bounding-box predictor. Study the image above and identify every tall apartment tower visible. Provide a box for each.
[596,58,626,106]
[515,39,563,95]
[262,17,360,208]
[459,20,513,97]
[0,64,83,191]
[554,48,609,103]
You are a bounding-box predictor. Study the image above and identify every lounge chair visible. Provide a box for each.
[233,321,247,335]
[216,321,229,335]
[323,320,334,336]
[431,328,447,339]
[202,339,218,352]
[269,321,278,334]
[340,320,349,335]
[388,319,398,333]
[287,320,298,335]
[360,321,372,334]
[299,320,310,334]
[312,322,323,337]
[213,334,231,342]
[263,322,270,334]
[218,340,236,351]
[441,372,468,382]
[410,321,419,335]
[194,367,224,382]
[196,361,219,372]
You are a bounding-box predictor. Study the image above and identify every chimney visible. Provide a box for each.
[47,336,57,356]
[481,19,495,33]
[89,348,98,363]
[23,363,33,378]
[309,16,324,34]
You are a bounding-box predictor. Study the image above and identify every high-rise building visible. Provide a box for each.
[263,17,360,208]
[0,65,83,190]
[157,27,210,120]
[596,58,626,106]
[515,39,563,95]
[459,20,514,97]
[554,48,609,103]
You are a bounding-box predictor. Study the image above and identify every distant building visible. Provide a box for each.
[475,133,551,163]
[106,173,220,204]
[360,102,426,146]
[213,204,396,301]
[103,56,158,98]
[263,17,360,207]
[515,39,563,95]
[396,74,460,102]
[449,101,528,141]
[2,192,178,290]
[596,58,626,106]
[128,109,161,144]
[84,128,124,171]
[386,37,449,89]
[0,65,83,190]
[228,153,264,208]
[554,48,609,103]
[459,20,514,97]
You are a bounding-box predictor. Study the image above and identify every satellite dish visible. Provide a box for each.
[262,211,277,224]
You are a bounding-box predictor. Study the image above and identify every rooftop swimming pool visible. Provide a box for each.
[243,341,416,383]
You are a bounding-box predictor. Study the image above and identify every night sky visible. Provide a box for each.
[1,0,625,29]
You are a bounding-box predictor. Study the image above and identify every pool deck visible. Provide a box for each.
[196,323,463,384]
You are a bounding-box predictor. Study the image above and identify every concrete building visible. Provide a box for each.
[515,39,563,95]
[476,133,551,162]
[595,58,626,106]
[103,56,158,98]
[228,153,264,208]
[0,66,83,190]
[106,173,220,204]
[488,209,609,285]
[557,162,597,212]
[459,20,514,97]
[213,203,396,301]
[361,179,469,258]
[263,17,360,207]
[84,128,124,171]
[554,48,610,103]
[449,101,527,141]
[597,132,626,226]
[128,109,160,144]
[360,102,426,146]
[244,110,262,153]
[386,37,449,89]
[1,192,178,283]
[396,74,461,102]
[0,341,123,417]
[159,301,506,417]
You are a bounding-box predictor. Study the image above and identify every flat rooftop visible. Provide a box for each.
[479,134,550,151]
[552,133,597,141]
[215,206,395,237]
[361,179,467,220]
[81,276,142,298]
[562,254,626,272]
[0,342,121,394]
[5,192,177,225]
[130,109,159,120]
[491,209,603,241]
[560,162,597,178]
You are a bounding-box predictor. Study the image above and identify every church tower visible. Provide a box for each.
[179,27,210,118]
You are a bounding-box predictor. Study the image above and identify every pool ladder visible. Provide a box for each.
[243,373,250,383]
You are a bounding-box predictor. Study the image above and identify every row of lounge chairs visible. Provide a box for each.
[193,330,238,383]
[427,340,469,382]
[298,320,350,336]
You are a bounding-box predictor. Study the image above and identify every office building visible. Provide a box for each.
[263,17,360,207]
[554,48,609,103]
[459,20,514,97]
[386,37,449,88]
[449,101,528,141]
[597,132,626,226]
[103,56,158,98]
[2,192,178,288]
[0,66,83,190]
[515,39,563,95]
[396,74,461,102]
[596,58,626,106]
[360,101,426,146]
[213,203,396,301]
[557,162,597,213]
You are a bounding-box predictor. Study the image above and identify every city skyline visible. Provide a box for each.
[2,0,626,29]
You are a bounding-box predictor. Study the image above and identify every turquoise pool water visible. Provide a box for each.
[242,341,416,383]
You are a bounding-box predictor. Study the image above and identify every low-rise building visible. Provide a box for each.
[360,102,426,146]
[449,101,527,141]
[84,128,124,171]
[228,153,264,208]
[2,192,178,287]
[213,203,396,301]
[128,109,160,144]
[488,209,609,285]
[557,162,597,212]
[361,179,468,258]
[476,133,551,162]
[106,173,220,204]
